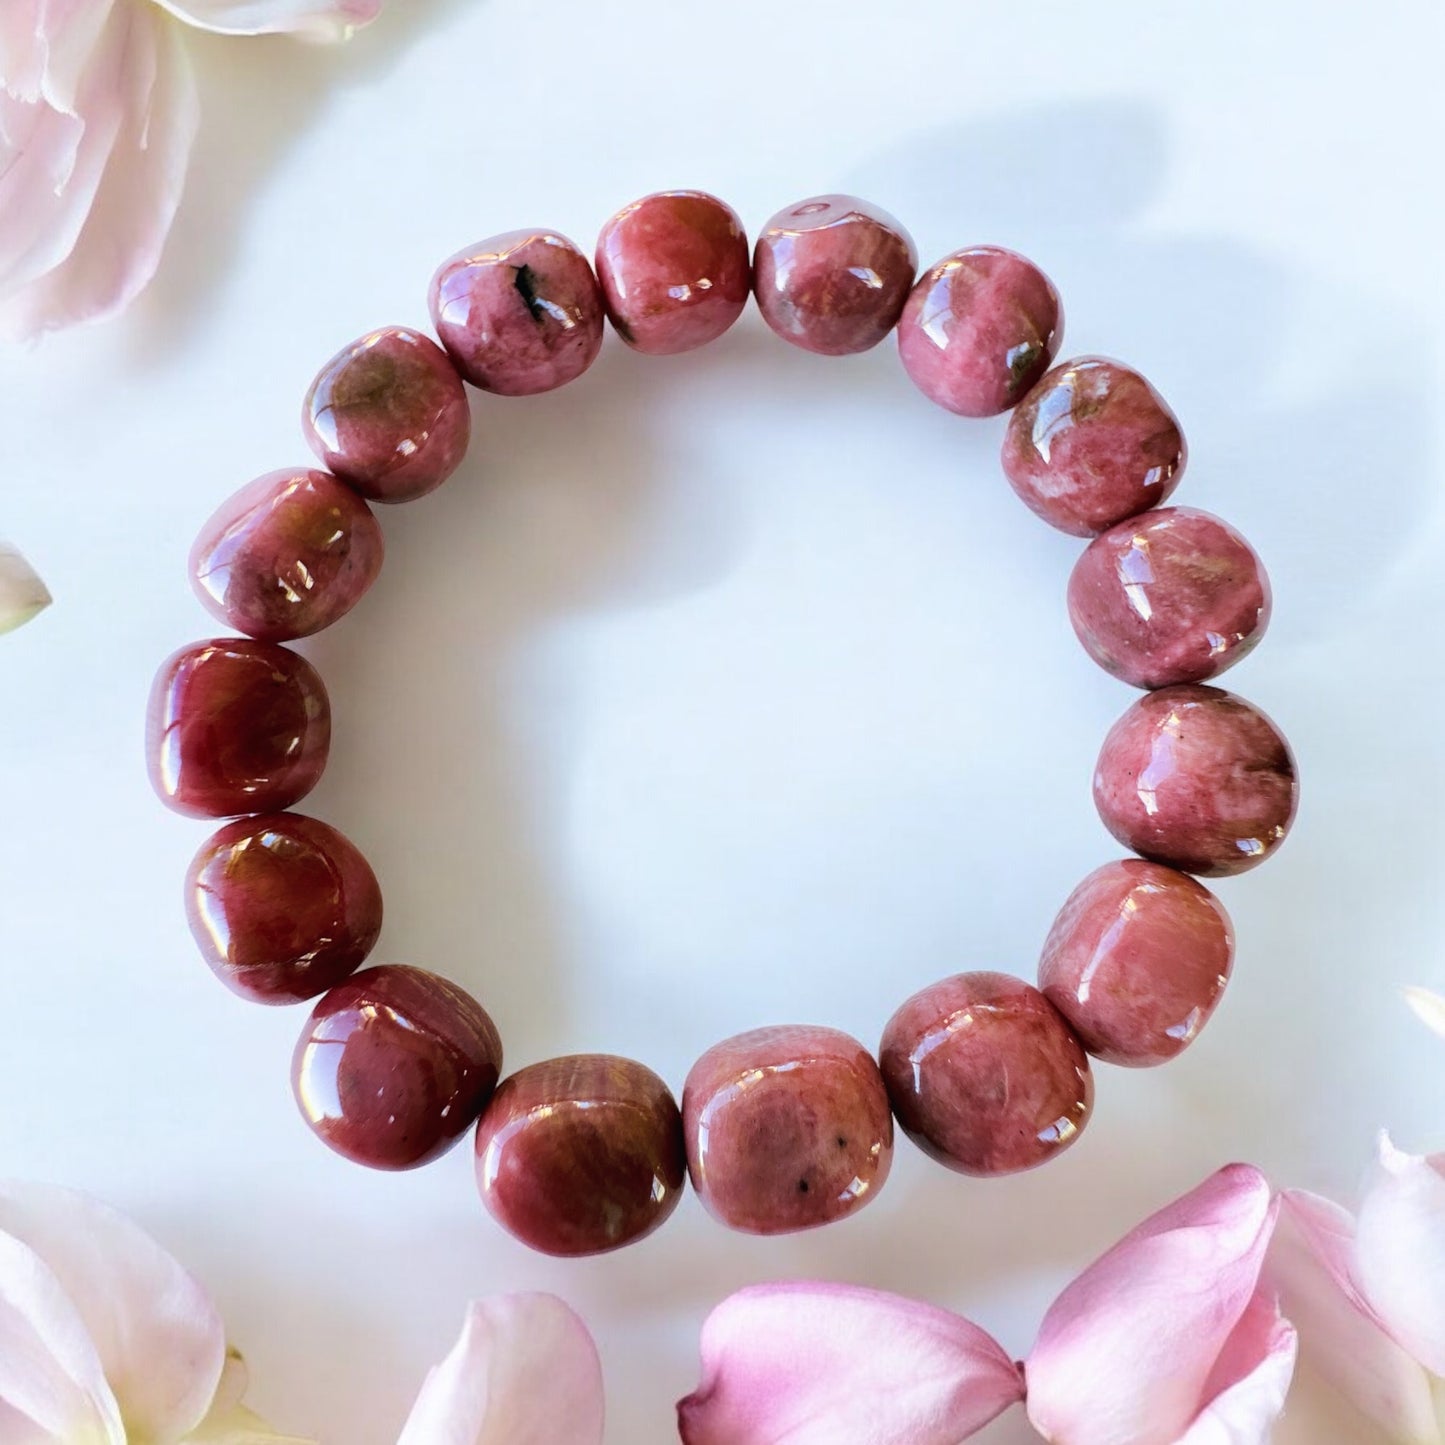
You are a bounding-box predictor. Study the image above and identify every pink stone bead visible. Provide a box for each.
[753,194,917,355]
[189,469,384,642]
[185,813,382,1005]
[293,964,502,1170]
[475,1055,686,1256]
[682,1025,892,1234]
[430,230,605,396]
[897,246,1062,417]
[1001,357,1187,536]
[1068,508,1271,689]
[1094,684,1298,876]
[1038,860,1234,1066]
[303,327,470,503]
[880,972,1092,1176]
[147,640,331,818]
[596,191,751,355]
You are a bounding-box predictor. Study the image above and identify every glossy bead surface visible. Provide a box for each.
[753,194,916,355]
[596,190,751,355]
[1038,860,1234,1066]
[189,469,383,641]
[1094,684,1298,876]
[1068,508,1271,688]
[185,813,382,1005]
[303,327,470,503]
[1002,357,1186,536]
[147,640,331,818]
[897,246,1062,417]
[430,230,605,396]
[682,1025,892,1234]
[475,1055,685,1256]
[293,964,502,1170]
[880,972,1092,1176]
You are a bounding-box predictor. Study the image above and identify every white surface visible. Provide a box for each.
[2,1,1444,1440]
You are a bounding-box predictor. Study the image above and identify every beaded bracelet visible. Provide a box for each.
[147,190,1298,1257]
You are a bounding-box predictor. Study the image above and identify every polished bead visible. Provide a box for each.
[596,190,751,355]
[1068,508,1271,688]
[189,469,383,641]
[293,964,502,1170]
[303,327,470,503]
[753,194,916,355]
[185,813,382,1005]
[430,230,605,396]
[897,246,1062,417]
[682,1025,891,1234]
[147,640,330,818]
[1093,684,1298,876]
[1038,860,1234,1066]
[1001,357,1186,536]
[880,972,1092,1176]
[475,1055,685,1256]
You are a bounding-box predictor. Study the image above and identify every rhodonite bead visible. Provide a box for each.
[185,813,382,1004]
[147,640,330,818]
[1094,684,1298,876]
[682,1025,892,1234]
[1068,508,1271,688]
[189,469,383,641]
[753,194,916,355]
[1002,357,1185,536]
[303,327,470,503]
[596,191,751,355]
[292,964,502,1170]
[880,972,1092,1176]
[430,230,605,396]
[475,1055,685,1256]
[1038,860,1234,1066]
[897,246,1062,417]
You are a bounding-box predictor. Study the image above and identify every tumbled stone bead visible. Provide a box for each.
[475,1055,685,1256]
[1002,357,1187,536]
[1068,508,1271,689]
[897,246,1062,417]
[147,640,330,818]
[682,1025,892,1234]
[430,230,605,396]
[753,194,917,355]
[1094,684,1298,876]
[293,964,502,1170]
[303,327,470,503]
[1038,860,1234,1066]
[596,191,751,355]
[185,813,382,1005]
[881,972,1092,1175]
[189,469,383,642]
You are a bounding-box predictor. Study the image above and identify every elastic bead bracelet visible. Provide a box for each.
[148,189,1298,1257]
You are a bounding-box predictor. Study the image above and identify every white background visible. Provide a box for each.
[2,1,1443,1440]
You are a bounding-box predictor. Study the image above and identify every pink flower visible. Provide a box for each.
[1277,1134,1445,1443]
[0,0,381,342]
[677,1164,1297,1445]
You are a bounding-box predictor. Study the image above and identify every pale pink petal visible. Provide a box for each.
[1404,988,1445,1041]
[396,1295,604,1445]
[150,0,380,41]
[0,0,117,109]
[1176,1290,1296,1444]
[0,544,51,633]
[676,1282,1025,1445]
[1274,1192,1440,1445]
[0,1184,226,1443]
[1024,1164,1279,1445]
[1355,1135,1445,1379]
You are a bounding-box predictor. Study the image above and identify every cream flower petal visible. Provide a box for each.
[0,1184,226,1444]
[1404,988,1445,1041]
[149,0,381,41]
[0,544,51,633]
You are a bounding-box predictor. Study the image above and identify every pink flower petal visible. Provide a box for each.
[0,1184,226,1443]
[1355,1135,1445,1379]
[676,1282,1025,1445]
[1024,1164,1280,1445]
[396,1294,604,1445]
[1404,988,1445,1042]
[1176,1289,1296,1444]
[150,0,381,41]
